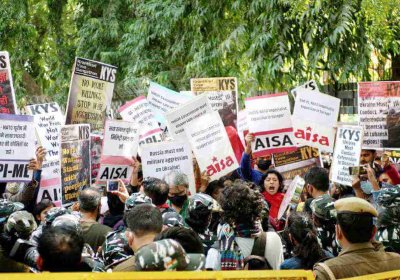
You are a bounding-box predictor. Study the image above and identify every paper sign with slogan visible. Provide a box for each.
[60,124,91,205]
[97,120,139,183]
[358,81,400,149]
[118,96,163,146]
[141,141,196,195]
[246,93,296,157]
[0,114,35,182]
[331,125,363,186]
[277,175,305,220]
[0,51,17,114]
[185,112,239,181]
[165,94,213,140]
[237,110,248,148]
[291,80,319,98]
[292,89,340,152]
[65,57,117,131]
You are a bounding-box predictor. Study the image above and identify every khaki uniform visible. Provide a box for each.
[314,242,400,279]
[112,255,136,271]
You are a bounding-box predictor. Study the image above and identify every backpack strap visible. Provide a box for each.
[317,262,336,280]
[251,231,266,257]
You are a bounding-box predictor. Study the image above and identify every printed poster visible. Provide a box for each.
[60,124,91,205]
[0,51,17,114]
[65,57,117,131]
[277,175,305,219]
[90,133,103,181]
[0,114,35,182]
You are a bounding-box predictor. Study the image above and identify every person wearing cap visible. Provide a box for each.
[113,204,163,271]
[155,226,204,254]
[134,239,205,271]
[313,197,400,279]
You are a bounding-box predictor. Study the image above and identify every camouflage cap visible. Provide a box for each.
[310,194,336,221]
[101,229,132,268]
[44,207,70,225]
[188,193,221,213]
[162,211,184,228]
[5,210,37,238]
[0,199,24,223]
[376,184,400,209]
[134,239,205,271]
[51,213,81,233]
[124,192,153,212]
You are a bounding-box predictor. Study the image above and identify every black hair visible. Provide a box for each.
[205,179,224,199]
[125,204,162,237]
[337,212,374,243]
[260,169,284,192]
[287,212,325,269]
[220,179,263,228]
[33,199,55,221]
[143,177,169,206]
[185,205,212,234]
[304,167,329,192]
[155,227,204,254]
[38,226,84,272]
[78,187,101,212]
[106,192,124,216]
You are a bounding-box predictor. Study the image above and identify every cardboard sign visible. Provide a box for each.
[65,57,117,131]
[292,89,340,152]
[191,77,238,129]
[331,125,363,186]
[246,93,296,156]
[0,52,17,114]
[358,81,400,148]
[147,82,193,127]
[97,120,139,183]
[0,114,35,182]
[237,110,248,148]
[141,141,196,195]
[277,175,305,219]
[185,112,239,180]
[165,95,213,140]
[60,124,91,205]
[118,96,163,146]
[291,80,319,97]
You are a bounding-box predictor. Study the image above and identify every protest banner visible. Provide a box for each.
[60,124,90,205]
[65,57,117,131]
[36,160,62,206]
[90,134,103,180]
[0,52,17,114]
[0,114,35,182]
[245,93,296,156]
[185,112,239,181]
[147,82,193,128]
[382,150,400,170]
[292,89,340,152]
[165,94,213,140]
[273,146,323,188]
[358,81,400,148]
[277,175,305,220]
[331,125,363,186]
[97,120,139,183]
[118,96,163,146]
[237,110,248,148]
[141,141,196,195]
[291,80,319,97]
[190,77,238,129]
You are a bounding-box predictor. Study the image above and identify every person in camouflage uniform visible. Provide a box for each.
[162,211,184,229]
[134,239,205,271]
[310,194,339,256]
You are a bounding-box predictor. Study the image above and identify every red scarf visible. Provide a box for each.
[262,191,284,219]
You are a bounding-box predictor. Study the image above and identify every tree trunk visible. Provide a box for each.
[392,53,400,81]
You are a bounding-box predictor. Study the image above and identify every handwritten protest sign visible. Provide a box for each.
[147,82,193,127]
[246,93,296,156]
[118,96,163,146]
[331,125,363,186]
[185,112,238,181]
[277,175,305,219]
[90,134,103,180]
[292,89,340,152]
[60,124,90,205]
[291,80,319,97]
[65,57,117,131]
[237,110,248,147]
[0,52,17,114]
[358,81,400,148]
[141,141,195,195]
[0,114,35,182]
[165,95,213,140]
[97,120,139,183]
[273,146,322,188]
[191,77,238,129]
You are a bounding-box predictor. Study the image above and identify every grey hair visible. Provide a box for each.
[163,171,189,189]
[78,187,101,212]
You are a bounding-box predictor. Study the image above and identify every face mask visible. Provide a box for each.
[360,180,373,195]
[257,159,271,171]
[169,195,187,208]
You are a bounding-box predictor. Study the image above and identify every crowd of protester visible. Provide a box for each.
[1,132,400,279]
